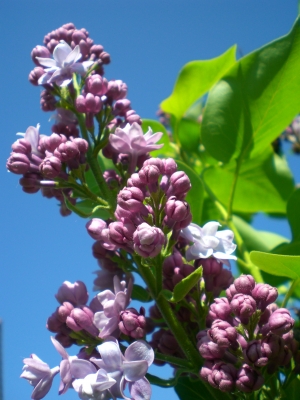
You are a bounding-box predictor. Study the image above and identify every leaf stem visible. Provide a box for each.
[281,278,300,307]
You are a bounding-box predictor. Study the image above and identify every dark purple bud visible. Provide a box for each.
[208,319,238,348]
[31,45,51,65]
[200,361,214,382]
[157,330,180,356]
[226,283,238,301]
[199,337,226,360]
[199,258,223,277]
[11,138,32,155]
[40,89,56,112]
[163,249,183,277]
[267,308,294,335]
[57,302,74,323]
[43,133,67,153]
[172,264,194,286]
[29,67,45,86]
[236,364,264,393]
[117,187,145,213]
[143,158,164,174]
[19,173,40,192]
[6,153,30,174]
[39,156,62,178]
[100,51,111,64]
[244,340,269,367]
[162,158,177,176]
[72,138,88,154]
[207,298,232,323]
[90,44,104,59]
[86,219,107,240]
[165,196,190,222]
[115,205,143,225]
[167,171,191,197]
[92,241,108,259]
[251,283,278,310]
[107,80,128,100]
[55,281,89,306]
[46,311,64,332]
[119,307,147,339]
[55,332,74,348]
[103,169,121,189]
[125,110,142,124]
[66,306,98,336]
[86,74,108,96]
[208,362,237,392]
[259,303,278,326]
[230,294,256,324]
[138,165,160,185]
[233,275,255,295]
[113,99,131,116]
[55,141,80,161]
[133,223,165,258]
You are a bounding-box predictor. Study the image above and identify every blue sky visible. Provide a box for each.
[0,1,299,399]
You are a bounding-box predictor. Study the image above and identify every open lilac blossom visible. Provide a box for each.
[93,276,133,338]
[36,40,94,87]
[91,338,154,400]
[109,123,163,174]
[71,359,116,400]
[16,124,44,157]
[180,221,237,263]
[20,354,59,399]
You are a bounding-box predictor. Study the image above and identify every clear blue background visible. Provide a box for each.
[0,1,299,399]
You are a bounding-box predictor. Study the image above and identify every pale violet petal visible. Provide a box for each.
[64,45,81,66]
[125,340,154,366]
[123,360,148,382]
[99,316,119,338]
[109,133,132,153]
[145,131,163,145]
[215,229,234,242]
[201,235,220,249]
[53,41,72,65]
[93,311,109,330]
[50,336,68,359]
[202,221,221,236]
[71,359,97,378]
[129,377,152,400]
[97,341,122,370]
[213,252,237,260]
[35,57,57,68]
[97,289,115,305]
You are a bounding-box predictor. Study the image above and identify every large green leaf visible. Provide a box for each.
[141,119,176,158]
[177,118,201,154]
[287,188,300,240]
[202,17,300,163]
[161,46,236,119]
[175,376,231,400]
[176,160,204,225]
[250,251,300,280]
[203,152,294,213]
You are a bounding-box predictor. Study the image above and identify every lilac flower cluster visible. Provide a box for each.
[21,336,154,400]
[199,275,297,393]
[6,123,88,215]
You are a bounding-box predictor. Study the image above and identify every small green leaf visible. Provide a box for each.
[161,46,236,120]
[131,284,152,303]
[287,188,300,240]
[141,119,176,158]
[202,17,300,163]
[75,199,110,219]
[172,267,202,302]
[176,160,204,224]
[250,251,300,280]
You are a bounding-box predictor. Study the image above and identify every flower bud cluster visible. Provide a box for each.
[46,280,100,347]
[199,275,297,394]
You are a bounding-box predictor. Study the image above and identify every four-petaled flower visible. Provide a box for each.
[37,41,94,87]
[180,221,237,264]
[109,123,163,174]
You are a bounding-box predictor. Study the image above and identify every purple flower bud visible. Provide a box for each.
[199,337,226,360]
[57,302,74,323]
[127,173,147,193]
[107,79,128,100]
[207,298,232,323]
[43,133,67,153]
[119,307,147,339]
[55,332,74,348]
[86,74,108,96]
[208,319,238,348]
[200,361,214,382]
[212,268,234,298]
[66,306,98,336]
[6,152,30,174]
[117,187,145,213]
[163,249,183,276]
[233,274,255,295]
[103,169,121,189]
[165,196,190,221]
[236,364,264,393]
[172,264,194,286]
[113,99,131,116]
[230,294,256,324]
[85,93,102,113]
[115,205,143,225]
[142,157,165,173]
[162,158,177,176]
[55,281,89,306]
[75,95,87,113]
[166,171,191,197]
[199,258,223,277]
[139,165,160,185]
[267,308,294,335]
[133,223,165,258]
[31,45,51,65]
[40,89,56,112]
[244,340,269,367]
[100,51,111,64]
[251,283,278,310]
[11,138,32,155]
[226,283,238,301]
[86,218,107,240]
[19,173,40,193]
[39,156,62,178]
[54,141,80,161]
[108,219,135,247]
[46,311,64,332]
[72,138,88,154]
[29,67,45,86]
[208,362,237,392]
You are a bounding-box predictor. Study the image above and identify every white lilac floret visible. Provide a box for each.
[180,221,237,263]
[37,40,94,87]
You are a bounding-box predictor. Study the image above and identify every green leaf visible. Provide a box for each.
[172,266,202,302]
[161,46,236,119]
[250,251,300,280]
[287,188,300,240]
[273,241,300,256]
[141,119,176,158]
[203,152,294,213]
[202,17,300,163]
[131,284,152,303]
[75,199,110,219]
[233,215,288,252]
[177,118,201,154]
[282,375,300,399]
[176,160,205,225]
[175,376,231,400]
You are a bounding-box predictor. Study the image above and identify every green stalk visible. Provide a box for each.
[281,278,300,307]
